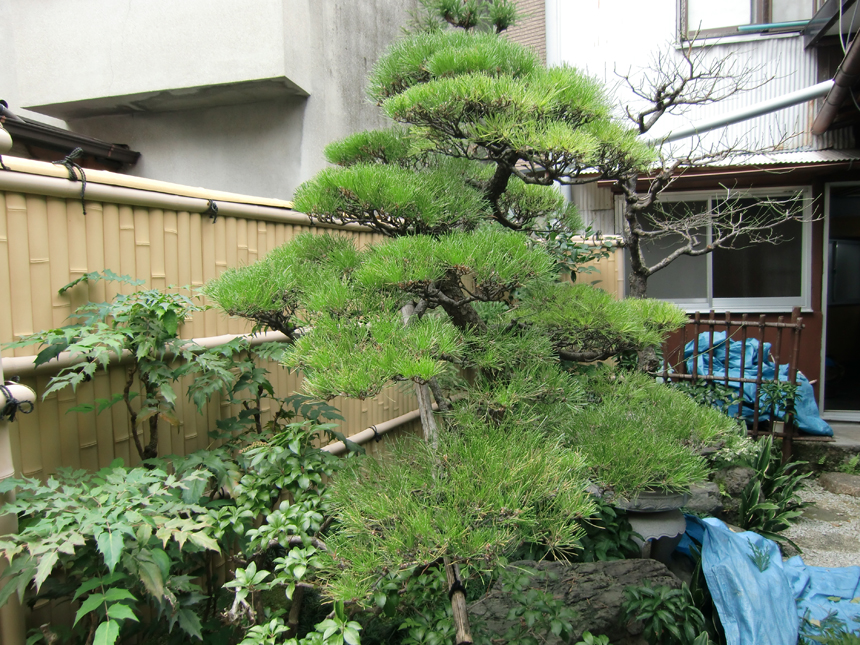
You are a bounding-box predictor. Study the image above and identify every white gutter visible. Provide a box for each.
[2,330,291,378]
[0,125,12,154]
[649,79,835,144]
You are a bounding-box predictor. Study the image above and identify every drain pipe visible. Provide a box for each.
[812,36,860,135]
[650,80,834,144]
[0,361,30,645]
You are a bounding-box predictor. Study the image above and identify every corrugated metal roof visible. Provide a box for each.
[711,148,860,166]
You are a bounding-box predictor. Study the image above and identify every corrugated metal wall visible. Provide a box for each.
[660,36,819,153]
[572,182,616,234]
[0,189,418,477]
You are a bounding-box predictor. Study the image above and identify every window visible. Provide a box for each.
[681,0,818,39]
[624,189,812,312]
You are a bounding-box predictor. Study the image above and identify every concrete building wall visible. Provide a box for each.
[2,0,417,200]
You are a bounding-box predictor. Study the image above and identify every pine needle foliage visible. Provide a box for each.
[324,127,414,167]
[565,370,747,498]
[292,163,489,236]
[319,418,595,604]
[368,31,537,102]
[202,233,360,336]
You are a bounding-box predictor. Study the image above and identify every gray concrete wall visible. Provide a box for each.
[2,0,417,200]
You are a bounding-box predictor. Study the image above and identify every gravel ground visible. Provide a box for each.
[782,480,860,569]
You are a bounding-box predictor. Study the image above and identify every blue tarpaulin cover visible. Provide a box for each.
[679,517,860,644]
[683,332,832,436]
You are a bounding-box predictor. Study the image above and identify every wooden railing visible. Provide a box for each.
[659,307,833,461]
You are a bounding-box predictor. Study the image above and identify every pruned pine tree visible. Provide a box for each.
[204,4,688,640]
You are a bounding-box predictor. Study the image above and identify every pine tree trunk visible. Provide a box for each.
[627,270,648,299]
[400,303,471,642]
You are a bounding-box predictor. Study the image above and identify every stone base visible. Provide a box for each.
[469,559,681,645]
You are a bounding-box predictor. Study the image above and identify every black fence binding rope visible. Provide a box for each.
[0,383,33,422]
[369,425,382,442]
[52,147,87,215]
[205,200,219,222]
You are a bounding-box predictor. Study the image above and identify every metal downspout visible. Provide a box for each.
[651,80,835,143]
[812,36,860,135]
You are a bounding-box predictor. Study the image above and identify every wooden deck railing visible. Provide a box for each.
[659,307,833,461]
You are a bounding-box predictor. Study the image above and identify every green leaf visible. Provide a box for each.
[73,573,128,600]
[138,560,165,599]
[149,549,172,580]
[74,593,105,626]
[177,607,204,641]
[374,590,387,609]
[93,619,121,645]
[96,531,124,573]
[103,588,136,603]
[106,603,139,622]
[33,551,59,592]
[161,310,179,337]
[34,342,69,367]
[187,532,220,553]
[0,576,27,608]
[68,402,96,414]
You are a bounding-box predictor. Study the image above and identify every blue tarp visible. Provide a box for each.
[683,331,832,436]
[679,517,860,644]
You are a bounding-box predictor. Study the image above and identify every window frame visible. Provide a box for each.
[624,187,813,313]
[678,0,817,40]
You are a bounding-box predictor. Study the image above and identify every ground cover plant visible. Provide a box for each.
[735,435,812,548]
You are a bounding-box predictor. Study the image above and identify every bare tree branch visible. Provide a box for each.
[618,35,772,135]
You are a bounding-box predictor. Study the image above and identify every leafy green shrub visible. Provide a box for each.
[671,381,740,413]
[576,633,612,645]
[0,271,360,645]
[571,496,641,562]
[0,463,219,643]
[6,270,241,461]
[622,582,709,645]
[736,436,811,548]
[497,566,577,645]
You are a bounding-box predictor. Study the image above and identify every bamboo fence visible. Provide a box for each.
[0,157,427,477]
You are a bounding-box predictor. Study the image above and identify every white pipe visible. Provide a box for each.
[0,374,26,645]
[0,383,35,411]
[0,169,369,230]
[0,125,12,154]
[650,80,835,144]
[2,330,291,378]
[322,407,424,456]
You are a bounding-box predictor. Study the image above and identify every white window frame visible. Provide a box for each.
[677,0,818,41]
[623,187,813,313]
